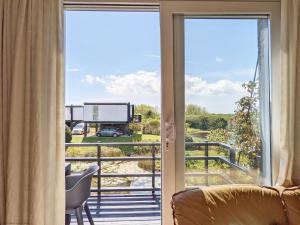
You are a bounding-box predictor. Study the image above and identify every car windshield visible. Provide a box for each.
[75,124,84,129]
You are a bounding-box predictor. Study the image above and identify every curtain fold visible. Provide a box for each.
[0,0,65,224]
[274,0,300,186]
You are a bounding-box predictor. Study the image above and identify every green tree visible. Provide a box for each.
[185,104,207,115]
[65,125,72,143]
[207,129,230,161]
[207,129,230,144]
[231,81,261,169]
[128,123,142,133]
[199,117,210,130]
[135,104,159,119]
[142,119,160,135]
[210,118,228,129]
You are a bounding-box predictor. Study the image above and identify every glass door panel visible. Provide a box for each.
[184,18,271,187]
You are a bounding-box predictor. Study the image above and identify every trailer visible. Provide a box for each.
[83,102,130,123]
[65,103,141,137]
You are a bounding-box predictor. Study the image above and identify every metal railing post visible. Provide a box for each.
[229,149,236,164]
[97,144,101,212]
[151,146,156,196]
[84,122,87,138]
[205,141,209,185]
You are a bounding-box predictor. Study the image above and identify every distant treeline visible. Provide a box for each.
[185,114,233,130]
[132,104,233,132]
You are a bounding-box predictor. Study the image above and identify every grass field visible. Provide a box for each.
[71,133,161,143]
[66,133,161,157]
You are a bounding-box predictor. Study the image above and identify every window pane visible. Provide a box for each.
[184,18,271,187]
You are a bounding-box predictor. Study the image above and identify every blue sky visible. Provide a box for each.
[65,11,260,113]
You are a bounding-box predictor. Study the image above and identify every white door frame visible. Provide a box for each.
[63,2,280,225]
[160,2,280,225]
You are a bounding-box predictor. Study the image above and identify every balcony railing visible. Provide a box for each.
[65,141,252,194]
[65,141,254,224]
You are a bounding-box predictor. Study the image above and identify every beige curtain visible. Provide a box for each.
[0,0,65,225]
[274,0,300,186]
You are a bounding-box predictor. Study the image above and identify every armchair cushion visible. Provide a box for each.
[280,186,300,225]
[172,185,288,225]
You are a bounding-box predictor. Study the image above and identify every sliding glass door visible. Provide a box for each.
[64,2,280,225]
[160,2,280,225]
[183,17,271,187]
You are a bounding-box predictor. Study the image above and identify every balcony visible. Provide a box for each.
[65,142,254,225]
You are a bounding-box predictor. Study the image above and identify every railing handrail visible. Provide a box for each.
[65,141,237,151]
[65,142,160,147]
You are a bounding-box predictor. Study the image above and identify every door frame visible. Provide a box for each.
[63,1,281,225]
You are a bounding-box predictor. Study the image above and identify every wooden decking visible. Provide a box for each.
[70,194,161,225]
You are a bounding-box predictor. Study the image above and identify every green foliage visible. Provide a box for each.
[138,160,161,172]
[186,114,230,131]
[135,104,159,119]
[185,104,207,115]
[142,119,160,135]
[210,118,228,129]
[185,135,194,142]
[65,125,72,143]
[102,147,122,157]
[185,116,207,130]
[232,81,261,169]
[128,123,142,133]
[207,129,230,144]
[207,129,231,167]
[185,153,204,170]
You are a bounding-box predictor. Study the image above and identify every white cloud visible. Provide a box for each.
[143,54,160,59]
[67,67,80,72]
[83,74,95,84]
[215,57,224,63]
[81,71,247,98]
[95,77,107,84]
[185,75,246,96]
[105,71,160,96]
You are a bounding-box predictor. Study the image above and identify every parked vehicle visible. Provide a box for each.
[96,128,123,137]
[72,123,90,135]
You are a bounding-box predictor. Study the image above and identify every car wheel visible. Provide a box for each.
[113,133,117,137]
[96,133,101,137]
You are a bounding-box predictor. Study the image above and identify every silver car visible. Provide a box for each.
[72,123,90,135]
[96,128,122,137]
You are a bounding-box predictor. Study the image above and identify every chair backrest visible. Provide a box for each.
[66,164,99,210]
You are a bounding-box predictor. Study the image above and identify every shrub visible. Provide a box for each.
[199,117,210,130]
[185,135,193,142]
[207,129,230,144]
[138,160,153,171]
[210,118,228,129]
[128,123,142,133]
[142,119,160,135]
[135,104,160,119]
[186,115,229,131]
[185,115,209,130]
[102,147,123,157]
[65,125,72,143]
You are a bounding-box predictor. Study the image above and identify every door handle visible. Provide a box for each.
[165,122,176,151]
